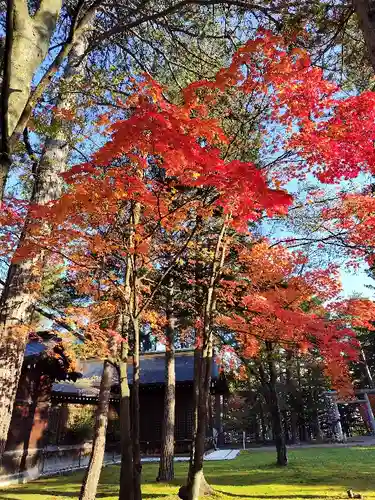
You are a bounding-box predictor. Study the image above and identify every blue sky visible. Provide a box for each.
[340,267,374,299]
[263,174,375,300]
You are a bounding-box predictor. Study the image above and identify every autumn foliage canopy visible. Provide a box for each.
[3,29,375,394]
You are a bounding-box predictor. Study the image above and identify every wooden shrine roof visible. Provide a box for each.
[49,350,225,401]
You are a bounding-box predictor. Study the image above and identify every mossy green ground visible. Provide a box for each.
[0,446,374,500]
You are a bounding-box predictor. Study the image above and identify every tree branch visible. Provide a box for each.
[137,219,201,317]
[9,2,97,145]
[34,306,85,341]
[23,127,39,175]
[94,0,281,47]
[0,0,14,194]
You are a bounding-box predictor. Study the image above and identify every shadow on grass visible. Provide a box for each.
[214,492,333,499]
[2,447,375,499]
[0,488,172,499]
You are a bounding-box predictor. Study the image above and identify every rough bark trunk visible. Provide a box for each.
[187,346,201,486]
[187,344,213,500]
[185,222,227,500]
[157,277,176,482]
[266,343,287,466]
[19,372,41,473]
[119,200,141,500]
[285,351,299,445]
[8,0,63,137]
[80,361,112,500]
[290,411,299,445]
[0,35,88,458]
[259,403,268,443]
[132,316,142,500]
[354,0,375,73]
[0,0,63,198]
[313,410,323,442]
[186,238,203,486]
[361,346,375,388]
[118,340,134,500]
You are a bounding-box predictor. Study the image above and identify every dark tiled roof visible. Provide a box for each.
[52,351,220,397]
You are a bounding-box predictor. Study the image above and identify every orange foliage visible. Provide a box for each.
[217,240,359,394]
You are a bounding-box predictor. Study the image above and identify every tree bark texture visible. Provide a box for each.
[7,0,62,136]
[186,222,227,500]
[361,346,375,388]
[285,351,299,445]
[0,35,88,458]
[354,0,375,73]
[158,277,176,482]
[118,342,134,500]
[0,0,63,197]
[266,343,288,466]
[132,316,142,500]
[80,361,112,500]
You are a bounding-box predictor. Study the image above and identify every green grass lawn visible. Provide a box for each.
[0,446,374,500]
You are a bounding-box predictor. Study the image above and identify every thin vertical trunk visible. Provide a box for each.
[312,409,323,442]
[132,316,142,500]
[266,342,287,466]
[290,410,299,445]
[118,338,134,500]
[80,361,112,500]
[158,277,176,482]
[187,234,203,486]
[118,260,134,500]
[185,221,227,500]
[361,346,375,388]
[285,351,298,445]
[118,200,142,500]
[0,34,89,457]
[186,346,201,489]
[127,200,142,500]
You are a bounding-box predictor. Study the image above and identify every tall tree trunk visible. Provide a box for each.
[361,345,375,388]
[259,402,267,443]
[185,221,227,500]
[0,0,63,198]
[285,351,299,445]
[0,34,89,458]
[266,342,287,466]
[354,0,375,73]
[188,349,200,466]
[118,340,134,500]
[80,361,112,500]
[186,235,203,486]
[157,276,176,482]
[119,197,141,500]
[132,316,142,500]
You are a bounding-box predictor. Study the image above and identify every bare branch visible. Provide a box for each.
[34,306,85,341]
[94,0,282,47]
